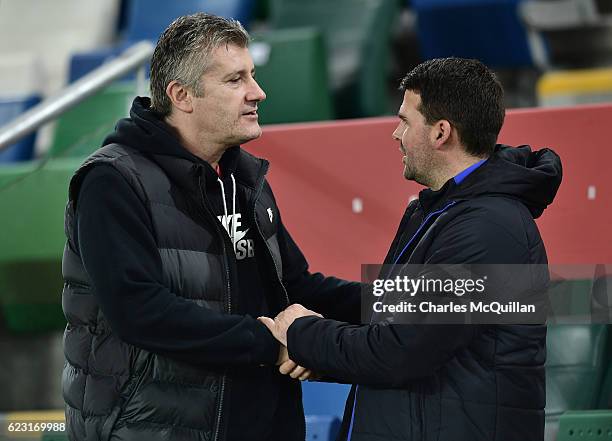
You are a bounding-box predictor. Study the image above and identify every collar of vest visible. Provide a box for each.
[149,146,270,193]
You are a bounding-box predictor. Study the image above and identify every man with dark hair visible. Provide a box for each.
[261,58,563,441]
[61,13,359,441]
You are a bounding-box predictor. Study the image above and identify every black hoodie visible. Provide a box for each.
[73,97,361,441]
[286,145,562,441]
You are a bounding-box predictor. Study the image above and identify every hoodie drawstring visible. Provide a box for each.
[230,174,237,253]
[217,173,237,253]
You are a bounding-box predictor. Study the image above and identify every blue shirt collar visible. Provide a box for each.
[453,158,487,185]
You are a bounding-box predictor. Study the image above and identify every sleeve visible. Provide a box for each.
[287,317,477,387]
[275,207,363,324]
[286,208,522,386]
[75,165,279,367]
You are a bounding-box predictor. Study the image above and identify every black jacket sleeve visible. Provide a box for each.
[75,165,279,367]
[286,207,524,387]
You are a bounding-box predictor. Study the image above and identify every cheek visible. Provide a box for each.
[402,131,414,150]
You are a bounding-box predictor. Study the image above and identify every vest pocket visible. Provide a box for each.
[103,353,154,439]
[99,405,122,441]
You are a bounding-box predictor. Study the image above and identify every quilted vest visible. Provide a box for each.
[61,144,286,441]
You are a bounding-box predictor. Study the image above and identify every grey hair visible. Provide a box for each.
[149,13,250,116]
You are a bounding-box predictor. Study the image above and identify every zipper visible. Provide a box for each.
[390,200,459,267]
[251,166,303,436]
[419,390,425,441]
[197,172,231,441]
[251,163,290,307]
[352,200,459,441]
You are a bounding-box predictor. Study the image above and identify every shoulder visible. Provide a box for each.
[69,144,159,205]
[445,196,535,239]
[428,196,541,264]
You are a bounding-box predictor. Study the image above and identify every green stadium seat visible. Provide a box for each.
[254,0,270,21]
[42,430,69,441]
[1,410,66,441]
[252,28,333,124]
[269,0,397,118]
[49,83,137,158]
[545,324,609,440]
[547,278,595,323]
[596,326,612,409]
[557,410,612,441]
[0,158,81,333]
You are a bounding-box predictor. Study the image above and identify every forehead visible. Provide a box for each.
[205,44,254,76]
[399,90,422,116]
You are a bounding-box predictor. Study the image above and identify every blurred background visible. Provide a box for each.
[0,0,611,440]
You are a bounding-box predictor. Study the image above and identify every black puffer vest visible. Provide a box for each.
[62,144,287,441]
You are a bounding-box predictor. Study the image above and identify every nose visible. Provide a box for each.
[392,124,403,141]
[248,78,266,102]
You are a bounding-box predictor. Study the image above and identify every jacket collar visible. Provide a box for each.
[150,146,269,194]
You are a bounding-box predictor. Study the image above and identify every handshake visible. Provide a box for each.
[258,304,322,381]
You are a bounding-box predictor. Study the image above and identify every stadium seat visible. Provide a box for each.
[545,324,609,440]
[411,0,533,68]
[305,415,341,441]
[49,83,138,158]
[251,28,334,124]
[254,0,271,21]
[0,158,81,333]
[269,0,397,118]
[536,67,612,107]
[302,381,350,418]
[41,432,69,441]
[124,0,256,43]
[0,95,40,162]
[0,0,119,96]
[68,46,139,83]
[519,0,612,69]
[597,338,612,408]
[557,410,612,441]
[1,410,66,440]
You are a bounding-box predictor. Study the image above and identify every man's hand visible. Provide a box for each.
[261,304,323,381]
[259,304,323,346]
[276,345,314,380]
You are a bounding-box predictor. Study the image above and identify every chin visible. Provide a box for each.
[403,167,413,181]
[236,129,262,145]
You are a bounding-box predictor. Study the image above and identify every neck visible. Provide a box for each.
[165,114,226,168]
[429,155,485,191]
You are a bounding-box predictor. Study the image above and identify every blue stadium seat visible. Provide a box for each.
[411,0,533,68]
[0,95,40,162]
[305,415,341,441]
[68,45,149,83]
[124,0,256,43]
[302,382,350,418]
[69,47,125,83]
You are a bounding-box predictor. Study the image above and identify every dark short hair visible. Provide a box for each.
[150,13,249,116]
[400,57,505,157]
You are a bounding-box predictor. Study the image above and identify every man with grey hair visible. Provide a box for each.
[61,13,360,441]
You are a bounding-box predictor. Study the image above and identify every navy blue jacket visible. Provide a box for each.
[287,145,562,441]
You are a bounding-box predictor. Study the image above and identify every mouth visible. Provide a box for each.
[242,109,258,118]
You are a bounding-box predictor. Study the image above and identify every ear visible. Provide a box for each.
[430,120,452,148]
[166,80,194,114]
